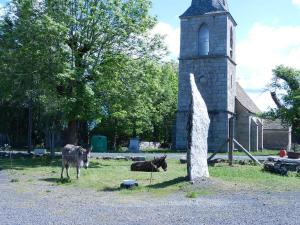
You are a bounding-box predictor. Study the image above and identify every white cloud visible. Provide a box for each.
[153,21,300,112]
[292,0,300,7]
[0,3,5,18]
[237,23,300,111]
[248,91,276,112]
[151,22,180,59]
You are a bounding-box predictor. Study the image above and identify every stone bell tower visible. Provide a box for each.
[175,0,237,152]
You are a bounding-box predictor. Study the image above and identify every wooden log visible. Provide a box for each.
[264,157,300,175]
[228,117,234,166]
[207,141,228,161]
[264,162,288,176]
[207,152,218,162]
[267,157,300,165]
[233,139,262,165]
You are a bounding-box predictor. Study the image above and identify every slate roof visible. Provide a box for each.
[263,119,290,130]
[181,0,228,18]
[235,83,261,114]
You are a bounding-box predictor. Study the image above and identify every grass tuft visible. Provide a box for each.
[10,178,19,183]
[185,189,214,198]
[186,192,198,198]
[56,178,72,184]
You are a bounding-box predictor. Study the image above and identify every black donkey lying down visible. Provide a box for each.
[131,155,167,172]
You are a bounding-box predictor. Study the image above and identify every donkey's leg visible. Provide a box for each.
[76,167,80,179]
[61,165,64,179]
[66,164,70,179]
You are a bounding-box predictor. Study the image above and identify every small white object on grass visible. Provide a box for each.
[120,180,138,189]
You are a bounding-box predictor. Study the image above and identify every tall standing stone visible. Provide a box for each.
[187,73,210,181]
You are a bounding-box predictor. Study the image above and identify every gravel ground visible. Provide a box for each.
[0,171,299,225]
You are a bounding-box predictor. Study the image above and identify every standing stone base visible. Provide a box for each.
[175,110,230,153]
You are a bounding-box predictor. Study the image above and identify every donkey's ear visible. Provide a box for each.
[78,146,85,154]
[163,155,167,159]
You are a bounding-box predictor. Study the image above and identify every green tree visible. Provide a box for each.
[0,0,68,152]
[93,59,178,150]
[0,0,166,147]
[266,65,300,143]
[44,0,165,144]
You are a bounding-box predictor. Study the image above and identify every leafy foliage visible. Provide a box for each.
[93,60,178,149]
[0,0,177,148]
[264,65,300,142]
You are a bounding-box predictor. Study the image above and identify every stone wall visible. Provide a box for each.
[235,101,263,151]
[235,110,250,150]
[250,118,258,151]
[264,129,292,150]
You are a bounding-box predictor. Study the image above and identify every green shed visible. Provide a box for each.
[91,135,108,152]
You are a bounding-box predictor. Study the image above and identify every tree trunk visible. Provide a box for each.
[78,121,89,146]
[66,120,78,145]
[50,130,55,158]
[271,91,283,109]
[132,120,137,138]
[152,124,157,142]
[27,105,33,153]
[113,130,118,151]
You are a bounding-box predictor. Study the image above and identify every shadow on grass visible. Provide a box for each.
[147,176,187,189]
[101,186,122,192]
[89,161,112,169]
[0,167,25,171]
[40,177,73,184]
[0,156,61,171]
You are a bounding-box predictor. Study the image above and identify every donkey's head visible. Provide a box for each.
[79,147,91,169]
[153,155,168,171]
[161,155,168,171]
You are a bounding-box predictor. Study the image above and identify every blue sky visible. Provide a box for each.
[1,0,300,111]
[151,0,300,40]
[148,0,300,111]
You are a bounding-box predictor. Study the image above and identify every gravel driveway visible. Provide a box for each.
[1,170,299,225]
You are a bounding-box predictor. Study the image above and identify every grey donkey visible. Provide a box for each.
[61,144,91,179]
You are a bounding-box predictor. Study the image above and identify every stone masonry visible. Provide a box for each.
[176,0,237,152]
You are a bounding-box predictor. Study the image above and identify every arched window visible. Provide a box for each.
[198,24,209,56]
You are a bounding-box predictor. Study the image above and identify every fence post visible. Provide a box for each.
[228,117,234,166]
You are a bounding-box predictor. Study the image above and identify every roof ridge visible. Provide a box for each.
[181,0,228,18]
[235,82,261,114]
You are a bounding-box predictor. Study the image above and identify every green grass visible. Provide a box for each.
[142,149,279,156]
[185,190,214,198]
[1,156,299,197]
[216,149,279,156]
[141,148,186,154]
[210,164,300,191]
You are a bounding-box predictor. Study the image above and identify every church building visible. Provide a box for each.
[175,0,290,152]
